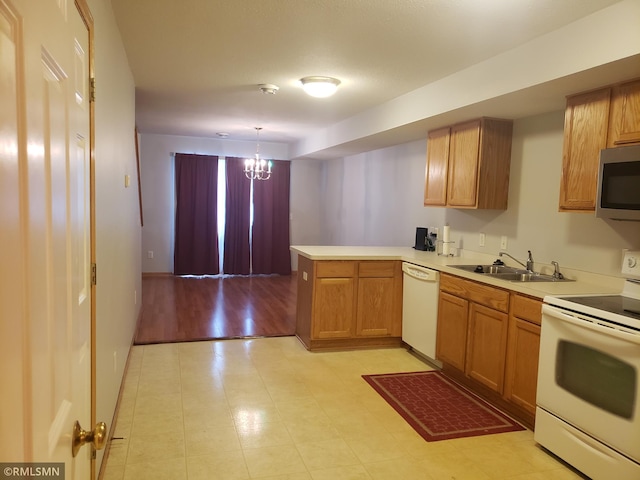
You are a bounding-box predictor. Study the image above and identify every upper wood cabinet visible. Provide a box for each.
[424,127,450,206]
[608,79,640,147]
[559,88,611,212]
[559,78,640,212]
[424,118,513,210]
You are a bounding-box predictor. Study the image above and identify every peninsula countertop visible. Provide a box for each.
[290,245,624,300]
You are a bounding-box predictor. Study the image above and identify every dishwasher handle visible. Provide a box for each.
[402,262,439,282]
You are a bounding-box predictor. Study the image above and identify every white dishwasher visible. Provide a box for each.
[402,262,441,367]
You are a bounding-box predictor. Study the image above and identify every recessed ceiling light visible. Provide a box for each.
[299,76,341,98]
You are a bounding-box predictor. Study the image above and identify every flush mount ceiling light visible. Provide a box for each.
[299,76,341,98]
[258,83,279,94]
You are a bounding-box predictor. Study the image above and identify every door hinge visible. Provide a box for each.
[91,263,97,286]
[90,77,96,103]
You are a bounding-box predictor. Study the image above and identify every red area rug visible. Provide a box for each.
[363,371,524,441]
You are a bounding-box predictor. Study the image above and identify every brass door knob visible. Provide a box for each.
[72,420,107,457]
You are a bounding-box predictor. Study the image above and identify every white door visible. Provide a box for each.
[0,0,98,478]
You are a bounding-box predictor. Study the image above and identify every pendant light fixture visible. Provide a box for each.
[244,127,272,180]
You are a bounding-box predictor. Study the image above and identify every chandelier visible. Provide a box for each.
[243,127,272,180]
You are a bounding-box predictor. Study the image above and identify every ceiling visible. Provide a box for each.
[110,0,634,158]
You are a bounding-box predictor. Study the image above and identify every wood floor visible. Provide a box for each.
[135,273,297,344]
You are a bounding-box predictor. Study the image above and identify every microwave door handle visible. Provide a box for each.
[544,306,640,345]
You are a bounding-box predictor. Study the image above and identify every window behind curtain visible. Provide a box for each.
[251,159,292,275]
[174,153,220,275]
[223,157,251,274]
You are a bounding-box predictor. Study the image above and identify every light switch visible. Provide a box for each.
[124,174,131,188]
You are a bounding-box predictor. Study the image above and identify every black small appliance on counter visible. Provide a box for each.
[414,227,436,251]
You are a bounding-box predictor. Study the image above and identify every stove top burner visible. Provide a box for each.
[562,295,640,320]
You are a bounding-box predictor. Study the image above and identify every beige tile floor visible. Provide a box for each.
[101,336,585,480]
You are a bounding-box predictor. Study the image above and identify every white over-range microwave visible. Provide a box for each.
[596,144,640,221]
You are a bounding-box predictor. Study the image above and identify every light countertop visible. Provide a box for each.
[290,245,624,300]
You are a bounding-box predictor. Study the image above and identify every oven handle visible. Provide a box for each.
[542,304,640,345]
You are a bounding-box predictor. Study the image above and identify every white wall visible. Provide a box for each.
[319,140,444,247]
[315,111,640,278]
[88,0,140,472]
[290,159,324,245]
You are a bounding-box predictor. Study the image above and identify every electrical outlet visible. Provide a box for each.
[302,271,308,281]
[479,233,485,247]
[147,250,154,259]
[622,250,640,277]
[500,236,508,250]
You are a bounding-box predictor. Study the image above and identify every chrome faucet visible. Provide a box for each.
[551,261,564,280]
[499,250,534,273]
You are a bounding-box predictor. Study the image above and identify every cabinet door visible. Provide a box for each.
[356,276,396,336]
[447,119,481,207]
[424,127,450,206]
[559,88,611,212]
[436,291,468,371]
[608,79,640,147]
[313,277,355,339]
[465,303,508,393]
[504,316,541,416]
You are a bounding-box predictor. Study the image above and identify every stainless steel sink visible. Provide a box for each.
[449,265,574,282]
[449,264,522,274]
[485,272,570,282]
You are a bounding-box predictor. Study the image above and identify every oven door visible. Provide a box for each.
[537,304,640,462]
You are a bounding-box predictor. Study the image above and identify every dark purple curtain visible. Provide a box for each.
[173,154,219,275]
[251,160,292,275]
[223,157,251,274]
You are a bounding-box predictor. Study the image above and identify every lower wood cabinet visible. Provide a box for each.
[504,294,542,419]
[313,276,356,339]
[435,291,468,370]
[436,274,509,394]
[296,257,402,351]
[356,261,402,337]
[436,273,541,429]
[312,261,356,339]
[466,303,509,393]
